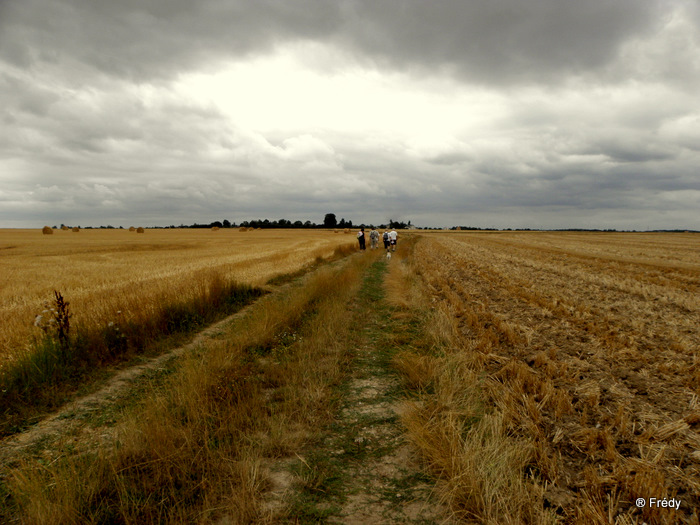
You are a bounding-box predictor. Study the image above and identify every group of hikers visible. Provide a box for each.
[357,227,397,251]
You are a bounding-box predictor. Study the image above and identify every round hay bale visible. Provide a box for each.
[239,226,248,232]
[42,226,54,235]
[334,229,339,233]
[136,227,145,233]
[61,226,69,231]
[129,226,136,232]
[344,228,350,234]
[72,227,79,232]
[211,226,220,231]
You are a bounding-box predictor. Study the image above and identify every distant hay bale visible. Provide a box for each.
[136,227,145,233]
[61,226,69,231]
[344,228,350,234]
[211,226,220,231]
[42,226,53,235]
[334,229,339,233]
[129,226,136,232]
[72,227,79,232]
[239,226,248,232]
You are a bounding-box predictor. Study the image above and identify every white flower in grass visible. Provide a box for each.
[34,315,43,327]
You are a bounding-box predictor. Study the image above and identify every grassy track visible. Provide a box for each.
[281,257,446,523]
[1,242,455,523]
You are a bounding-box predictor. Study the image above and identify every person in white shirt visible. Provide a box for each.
[389,229,397,251]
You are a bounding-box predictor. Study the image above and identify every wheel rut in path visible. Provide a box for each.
[0,285,277,470]
[271,259,450,524]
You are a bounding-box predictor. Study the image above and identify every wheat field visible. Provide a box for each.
[404,231,700,523]
[0,228,354,365]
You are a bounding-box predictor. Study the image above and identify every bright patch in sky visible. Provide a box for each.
[175,46,505,142]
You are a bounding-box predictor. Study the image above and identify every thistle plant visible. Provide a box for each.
[34,291,71,348]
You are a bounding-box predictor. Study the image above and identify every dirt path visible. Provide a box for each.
[2,258,450,523]
[268,259,450,523]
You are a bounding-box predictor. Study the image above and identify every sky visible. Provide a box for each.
[1,0,699,230]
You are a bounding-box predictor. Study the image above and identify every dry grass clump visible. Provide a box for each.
[41,226,53,235]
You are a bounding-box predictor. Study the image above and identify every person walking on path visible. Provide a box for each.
[389,228,397,251]
[357,227,366,250]
[369,228,379,249]
[382,230,390,250]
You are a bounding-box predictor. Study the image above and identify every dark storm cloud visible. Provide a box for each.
[0,0,342,81]
[0,0,671,84]
[337,0,668,84]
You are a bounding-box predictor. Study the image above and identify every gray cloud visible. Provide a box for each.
[1,0,700,230]
[1,0,679,85]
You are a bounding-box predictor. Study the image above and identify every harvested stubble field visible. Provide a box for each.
[2,230,699,524]
[408,231,700,523]
[0,228,353,366]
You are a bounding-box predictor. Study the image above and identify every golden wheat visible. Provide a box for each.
[0,229,355,365]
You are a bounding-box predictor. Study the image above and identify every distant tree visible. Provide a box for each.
[223,219,231,228]
[293,220,303,228]
[338,218,346,228]
[388,219,410,229]
[324,213,337,228]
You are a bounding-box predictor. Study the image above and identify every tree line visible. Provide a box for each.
[53,214,414,230]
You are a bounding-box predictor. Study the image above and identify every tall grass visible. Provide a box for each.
[4,251,376,523]
[0,273,264,436]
